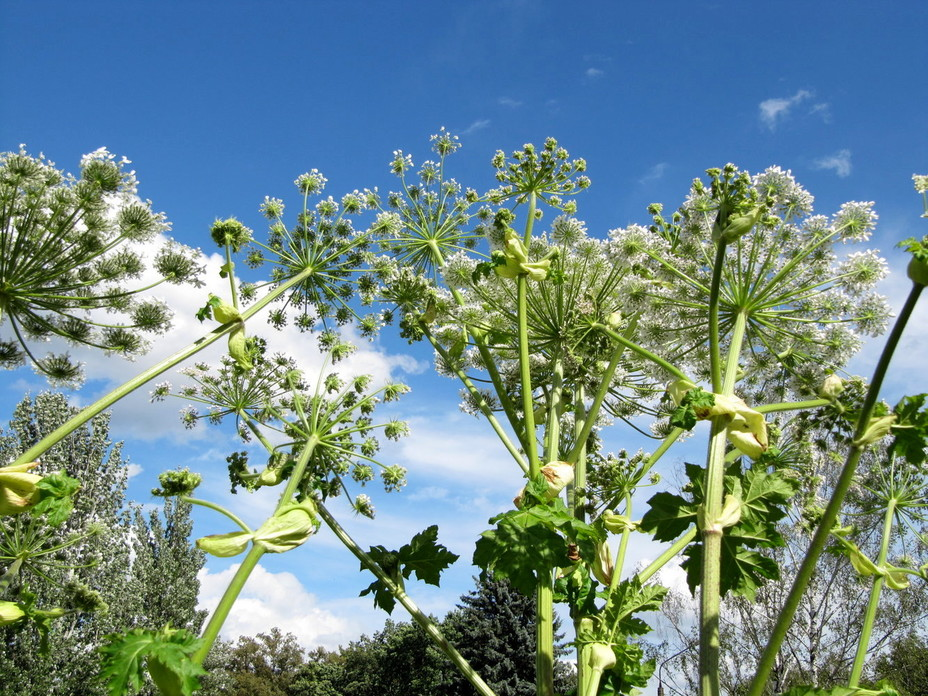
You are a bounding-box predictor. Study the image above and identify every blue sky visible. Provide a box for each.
[2,0,928,680]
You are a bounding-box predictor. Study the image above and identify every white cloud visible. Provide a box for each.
[462,118,491,135]
[585,67,604,79]
[126,463,143,479]
[498,97,522,109]
[197,563,360,650]
[758,89,813,130]
[813,149,852,178]
[639,162,668,184]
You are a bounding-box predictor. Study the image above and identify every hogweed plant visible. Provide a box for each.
[1,137,926,696]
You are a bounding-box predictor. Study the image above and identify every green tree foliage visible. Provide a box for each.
[224,628,305,696]
[442,575,575,696]
[870,632,928,696]
[0,392,205,695]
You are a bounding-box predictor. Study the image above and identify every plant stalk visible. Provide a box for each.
[746,281,923,696]
[848,497,897,686]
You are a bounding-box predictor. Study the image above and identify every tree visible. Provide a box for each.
[287,647,343,696]
[225,627,305,696]
[870,632,928,696]
[442,575,575,696]
[0,392,205,695]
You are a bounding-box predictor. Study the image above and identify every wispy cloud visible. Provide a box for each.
[758,89,813,130]
[639,162,668,185]
[462,118,491,135]
[498,97,522,109]
[585,67,604,80]
[813,149,852,178]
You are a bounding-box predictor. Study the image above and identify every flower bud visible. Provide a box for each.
[601,510,636,534]
[254,499,319,553]
[210,297,242,324]
[591,540,614,586]
[0,601,25,627]
[196,530,252,557]
[540,461,574,496]
[907,256,928,287]
[514,462,574,508]
[853,414,896,447]
[819,374,845,400]
[0,462,42,515]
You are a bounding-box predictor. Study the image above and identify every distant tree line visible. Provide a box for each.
[199,575,577,696]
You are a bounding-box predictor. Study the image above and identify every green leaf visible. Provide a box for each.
[554,563,599,619]
[669,387,715,430]
[599,641,656,695]
[639,491,698,542]
[597,577,667,640]
[472,501,601,596]
[360,526,458,614]
[397,525,459,586]
[32,471,80,525]
[99,626,205,696]
[890,393,928,465]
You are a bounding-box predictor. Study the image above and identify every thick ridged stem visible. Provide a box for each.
[699,308,747,696]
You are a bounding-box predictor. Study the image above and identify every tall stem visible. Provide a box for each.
[747,282,923,696]
[318,503,500,696]
[699,306,747,696]
[12,266,320,468]
[848,497,896,686]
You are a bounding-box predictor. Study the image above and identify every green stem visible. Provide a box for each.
[746,281,924,696]
[571,387,589,696]
[707,242,728,393]
[181,496,252,534]
[12,266,319,468]
[192,542,265,664]
[592,323,689,382]
[317,503,500,696]
[0,556,24,595]
[637,527,699,584]
[565,342,627,464]
[518,276,539,477]
[848,497,897,686]
[424,328,527,473]
[536,580,555,696]
[192,435,319,664]
[699,307,747,696]
[755,398,830,414]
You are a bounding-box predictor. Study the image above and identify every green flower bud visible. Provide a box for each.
[819,374,845,400]
[254,499,319,553]
[714,204,765,244]
[196,530,252,557]
[853,414,897,447]
[494,228,550,281]
[227,324,253,370]
[885,568,910,591]
[210,297,242,324]
[591,540,614,586]
[210,217,253,252]
[907,256,928,286]
[601,510,636,534]
[0,462,42,515]
[0,601,25,627]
